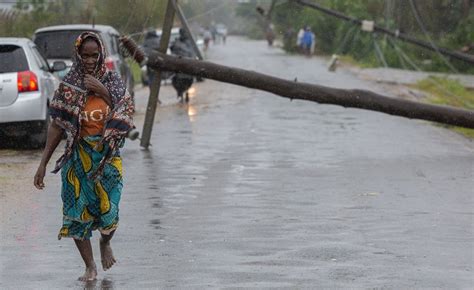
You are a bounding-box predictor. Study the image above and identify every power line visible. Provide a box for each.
[388,37,465,104]
[186,2,228,22]
[334,25,356,55]
[408,0,459,73]
[293,0,474,66]
[373,34,388,68]
[120,0,137,34]
[388,39,421,71]
[137,0,159,43]
[125,0,160,42]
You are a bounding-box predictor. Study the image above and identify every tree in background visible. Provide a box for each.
[235,0,279,39]
[0,0,167,38]
[0,9,20,36]
[237,0,473,73]
[179,0,238,36]
[95,0,166,35]
[3,0,84,37]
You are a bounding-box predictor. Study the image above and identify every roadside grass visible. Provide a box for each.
[128,59,142,86]
[413,76,474,138]
[330,55,473,139]
[338,55,375,68]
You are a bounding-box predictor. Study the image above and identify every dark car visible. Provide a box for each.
[33,24,134,95]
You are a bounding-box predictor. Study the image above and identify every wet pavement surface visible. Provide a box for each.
[355,67,474,89]
[1,37,473,289]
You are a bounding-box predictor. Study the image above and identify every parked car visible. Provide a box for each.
[0,38,64,148]
[33,24,135,96]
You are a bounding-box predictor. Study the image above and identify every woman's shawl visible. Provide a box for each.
[49,31,134,180]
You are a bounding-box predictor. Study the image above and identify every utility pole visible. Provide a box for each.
[170,0,203,60]
[140,0,176,149]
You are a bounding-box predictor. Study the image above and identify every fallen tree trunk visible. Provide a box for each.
[121,37,474,129]
[149,52,474,129]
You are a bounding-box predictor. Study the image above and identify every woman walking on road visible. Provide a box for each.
[33,32,134,281]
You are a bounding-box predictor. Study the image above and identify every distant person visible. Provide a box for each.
[210,23,218,43]
[220,27,228,45]
[170,29,196,59]
[300,26,314,56]
[266,23,275,47]
[34,31,134,281]
[143,28,160,52]
[296,26,306,50]
[203,27,212,51]
[170,29,195,103]
[175,28,197,58]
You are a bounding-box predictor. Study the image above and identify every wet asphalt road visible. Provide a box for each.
[1,37,473,289]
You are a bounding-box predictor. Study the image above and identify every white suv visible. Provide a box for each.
[0,38,63,148]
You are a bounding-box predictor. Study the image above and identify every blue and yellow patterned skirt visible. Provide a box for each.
[58,135,123,240]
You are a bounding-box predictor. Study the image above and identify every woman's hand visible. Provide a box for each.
[34,164,46,190]
[84,74,112,106]
[34,120,64,190]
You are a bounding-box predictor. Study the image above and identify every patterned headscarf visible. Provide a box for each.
[49,31,135,180]
[71,31,107,80]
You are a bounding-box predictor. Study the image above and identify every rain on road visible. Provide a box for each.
[1,37,473,289]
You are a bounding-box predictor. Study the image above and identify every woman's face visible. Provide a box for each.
[79,39,100,75]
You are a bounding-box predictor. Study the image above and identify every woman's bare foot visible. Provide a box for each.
[100,238,116,271]
[78,264,97,281]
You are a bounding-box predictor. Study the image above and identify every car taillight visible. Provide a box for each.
[105,57,115,71]
[17,71,39,92]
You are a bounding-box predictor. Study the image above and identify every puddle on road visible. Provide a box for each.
[150,218,162,230]
[80,278,114,290]
[187,104,198,122]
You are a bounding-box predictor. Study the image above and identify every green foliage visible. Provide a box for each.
[416,77,474,109]
[0,0,167,38]
[445,10,474,46]
[95,0,166,35]
[180,0,236,28]
[1,0,76,37]
[414,77,474,138]
[236,0,473,74]
[235,0,266,38]
[127,59,142,84]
